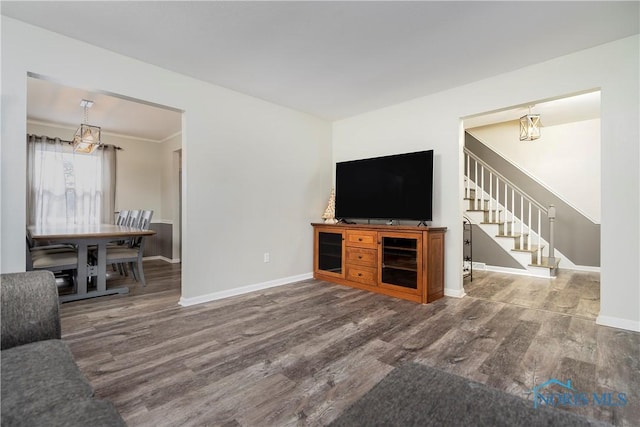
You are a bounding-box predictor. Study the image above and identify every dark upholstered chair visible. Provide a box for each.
[1,271,126,426]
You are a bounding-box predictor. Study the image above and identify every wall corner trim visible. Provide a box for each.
[596,315,640,332]
[178,272,314,307]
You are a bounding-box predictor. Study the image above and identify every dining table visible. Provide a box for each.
[27,223,156,302]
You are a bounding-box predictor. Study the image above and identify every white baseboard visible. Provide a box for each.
[558,265,601,273]
[178,272,313,307]
[481,264,600,278]
[484,265,545,277]
[445,288,466,298]
[596,315,640,332]
[143,255,181,264]
[472,262,486,270]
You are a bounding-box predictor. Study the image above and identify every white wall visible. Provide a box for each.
[333,35,639,331]
[2,18,332,300]
[26,122,165,220]
[468,119,601,223]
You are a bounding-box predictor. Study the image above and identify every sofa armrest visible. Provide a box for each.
[1,271,61,350]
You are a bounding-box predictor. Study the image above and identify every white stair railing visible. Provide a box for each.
[464,148,556,266]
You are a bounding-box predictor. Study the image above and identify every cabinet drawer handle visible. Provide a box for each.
[358,255,363,259]
[357,273,363,277]
[358,238,363,241]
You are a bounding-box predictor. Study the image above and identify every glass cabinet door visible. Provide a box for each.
[316,229,345,277]
[379,233,422,294]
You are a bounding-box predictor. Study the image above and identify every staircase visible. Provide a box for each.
[464,148,560,278]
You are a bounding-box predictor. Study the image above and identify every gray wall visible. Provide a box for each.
[143,222,173,260]
[465,133,600,267]
[470,224,524,270]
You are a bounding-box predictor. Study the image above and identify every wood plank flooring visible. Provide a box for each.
[465,269,602,320]
[60,262,639,426]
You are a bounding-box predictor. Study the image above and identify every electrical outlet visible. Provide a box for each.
[263,252,270,263]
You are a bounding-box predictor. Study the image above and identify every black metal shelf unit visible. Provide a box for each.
[463,217,472,281]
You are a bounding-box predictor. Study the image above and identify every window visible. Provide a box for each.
[27,135,116,225]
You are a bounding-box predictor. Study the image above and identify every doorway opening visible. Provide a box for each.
[26,74,184,298]
[460,91,601,316]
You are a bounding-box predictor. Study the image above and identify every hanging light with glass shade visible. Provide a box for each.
[73,99,102,153]
[519,106,541,141]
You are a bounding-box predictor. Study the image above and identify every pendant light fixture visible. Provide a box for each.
[73,99,102,153]
[519,106,541,141]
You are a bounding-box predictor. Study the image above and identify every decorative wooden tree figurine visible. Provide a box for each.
[322,188,338,224]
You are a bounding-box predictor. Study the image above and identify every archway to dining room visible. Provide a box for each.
[25,74,184,301]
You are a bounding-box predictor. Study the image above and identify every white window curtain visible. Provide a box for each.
[26,134,117,225]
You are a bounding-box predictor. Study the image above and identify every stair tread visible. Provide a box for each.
[480,221,505,225]
[495,233,527,238]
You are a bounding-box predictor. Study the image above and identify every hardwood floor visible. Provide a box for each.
[464,269,601,320]
[60,261,639,426]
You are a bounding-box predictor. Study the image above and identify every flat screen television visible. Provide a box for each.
[335,150,433,222]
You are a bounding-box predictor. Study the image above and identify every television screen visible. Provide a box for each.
[335,150,433,221]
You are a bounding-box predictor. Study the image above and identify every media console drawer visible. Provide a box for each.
[346,265,377,286]
[345,230,377,248]
[346,247,377,267]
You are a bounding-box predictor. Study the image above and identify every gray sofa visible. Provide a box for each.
[1,271,126,426]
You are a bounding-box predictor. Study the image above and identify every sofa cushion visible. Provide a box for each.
[1,271,61,350]
[1,339,105,424]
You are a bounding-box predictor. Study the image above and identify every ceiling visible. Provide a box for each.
[27,77,182,142]
[3,1,638,140]
[464,90,601,129]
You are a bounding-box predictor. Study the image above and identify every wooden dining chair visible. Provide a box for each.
[110,209,132,246]
[104,235,148,287]
[125,210,141,228]
[104,209,153,287]
[26,237,78,290]
[115,210,130,226]
[108,209,139,267]
[139,210,153,230]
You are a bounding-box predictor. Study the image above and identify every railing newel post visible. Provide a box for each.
[537,209,542,264]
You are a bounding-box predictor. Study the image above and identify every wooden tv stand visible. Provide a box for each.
[312,223,446,304]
